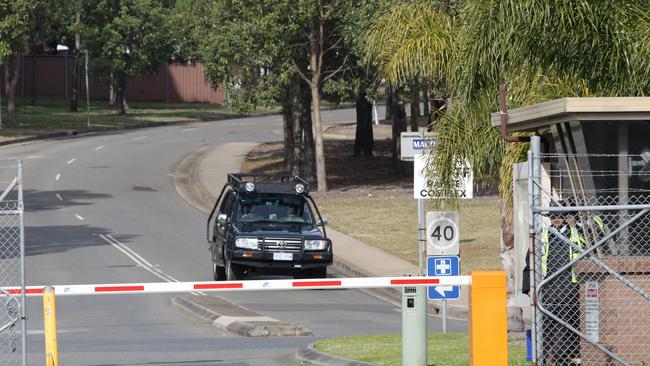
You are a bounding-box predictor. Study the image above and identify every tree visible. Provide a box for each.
[0,0,41,127]
[83,0,172,115]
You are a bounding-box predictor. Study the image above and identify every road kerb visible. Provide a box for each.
[295,342,377,366]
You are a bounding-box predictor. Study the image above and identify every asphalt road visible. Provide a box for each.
[0,107,466,365]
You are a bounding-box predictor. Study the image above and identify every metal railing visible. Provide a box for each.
[0,161,25,366]
[529,137,650,366]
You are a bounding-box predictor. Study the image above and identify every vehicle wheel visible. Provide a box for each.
[212,262,226,281]
[226,259,244,281]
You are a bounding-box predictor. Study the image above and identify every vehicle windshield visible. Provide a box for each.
[235,195,314,224]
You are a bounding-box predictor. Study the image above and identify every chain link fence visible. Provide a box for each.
[0,162,25,366]
[529,138,650,366]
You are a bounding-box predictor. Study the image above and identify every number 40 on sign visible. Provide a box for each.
[426,211,459,256]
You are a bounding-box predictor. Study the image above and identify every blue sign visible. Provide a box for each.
[427,256,461,300]
[412,138,435,150]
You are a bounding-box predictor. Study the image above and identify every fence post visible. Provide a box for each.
[43,287,58,366]
[469,271,507,366]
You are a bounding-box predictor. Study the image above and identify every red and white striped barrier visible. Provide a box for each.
[3,276,471,296]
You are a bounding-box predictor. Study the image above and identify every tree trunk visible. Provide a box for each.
[354,87,374,157]
[308,16,327,192]
[385,88,394,121]
[109,73,116,107]
[289,76,304,176]
[310,83,327,191]
[114,76,127,115]
[390,88,406,161]
[281,94,296,174]
[4,54,21,128]
[69,12,81,112]
[300,83,315,181]
[410,86,420,132]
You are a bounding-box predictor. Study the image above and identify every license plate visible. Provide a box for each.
[273,252,293,261]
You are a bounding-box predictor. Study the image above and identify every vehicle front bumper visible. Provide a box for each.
[229,249,333,269]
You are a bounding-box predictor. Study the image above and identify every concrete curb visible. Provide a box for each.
[171,296,313,337]
[295,343,376,366]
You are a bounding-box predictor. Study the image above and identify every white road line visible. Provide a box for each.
[75,214,84,221]
[182,128,197,132]
[132,136,148,141]
[56,194,63,201]
[99,234,203,295]
[55,173,61,181]
[94,145,104,151]
[67,158,76,164]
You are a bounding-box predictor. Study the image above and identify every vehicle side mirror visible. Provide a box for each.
[217,213,228,225]
[318,217,328,226]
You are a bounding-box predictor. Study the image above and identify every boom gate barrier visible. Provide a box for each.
[5,272,508,365]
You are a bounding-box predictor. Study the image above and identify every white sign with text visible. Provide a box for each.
[413,153,473,199]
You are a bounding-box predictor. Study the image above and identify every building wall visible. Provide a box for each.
[0,55,225,104]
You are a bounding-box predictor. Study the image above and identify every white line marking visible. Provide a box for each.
[132,136,147,141]
[56,194,63,201]
[67,158,76,164]
[182,128,197,132]
[55,174,61,181]
[75,214,84,221]
[98,234,204,295]
[94,145,104,151]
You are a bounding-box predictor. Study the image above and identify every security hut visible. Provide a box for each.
[491,97,650,366]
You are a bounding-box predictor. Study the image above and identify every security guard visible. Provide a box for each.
[539,209,584,366]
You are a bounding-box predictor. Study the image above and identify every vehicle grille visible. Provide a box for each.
[263,238,302,252]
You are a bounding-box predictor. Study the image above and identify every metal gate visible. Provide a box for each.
[0,161,25,366]
[528,137,650,365]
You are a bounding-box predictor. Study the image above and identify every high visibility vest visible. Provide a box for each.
[540,226,585,283]
[569,226,585,284]
[541,229,550,275]
[593,215,605,233]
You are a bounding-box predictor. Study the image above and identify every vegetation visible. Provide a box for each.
[0,98,267,137]
[314,332,527,366]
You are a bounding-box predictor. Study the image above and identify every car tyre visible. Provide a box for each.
[212,262,226,281]
[226,259,244,281]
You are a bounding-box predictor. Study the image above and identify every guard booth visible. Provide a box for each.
[491,98,650,366]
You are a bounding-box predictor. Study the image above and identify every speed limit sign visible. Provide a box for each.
[426,211,459,255]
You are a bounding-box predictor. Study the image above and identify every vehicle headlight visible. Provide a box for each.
[245,182,255,192]
[304,239,327,251]
[235,237,259,250]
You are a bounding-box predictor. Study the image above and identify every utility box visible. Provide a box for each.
[402,286,428,366]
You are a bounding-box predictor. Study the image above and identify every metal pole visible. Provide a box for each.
[417,198,425,275]
[18,161,26,366]
[530,136,541,364]
[85,50,90,128]
[0,82,3,129]
[43,286,58,366]
[402,286,428,366]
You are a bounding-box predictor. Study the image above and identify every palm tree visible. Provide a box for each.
[366,0,650,322]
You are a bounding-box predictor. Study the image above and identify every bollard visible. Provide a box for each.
[402,286,427,366]
[43,286,58,366]
[469,271,507,366]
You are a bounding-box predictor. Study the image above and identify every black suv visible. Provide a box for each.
[207,174,332,280]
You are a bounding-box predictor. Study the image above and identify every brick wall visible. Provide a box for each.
[576,257,650,365]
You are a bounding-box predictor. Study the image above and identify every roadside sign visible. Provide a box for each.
[426,211,459,255]
[413,153,473,199]
[400,132,435,161]
[427,256,461,300]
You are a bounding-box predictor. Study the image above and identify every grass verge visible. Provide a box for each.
[0,98,276,138]
[314,333,527,366]
[317,196,501,274]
